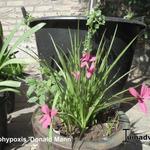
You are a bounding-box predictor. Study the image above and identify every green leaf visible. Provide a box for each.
[0,80,21,88]
[50,35,75,94]
[0,88,20,93]
[0,58,35,70]
[0,21,22,61]
[50,85,59,93]
[27,86,36,97]
[52,91,60,108]
[26,78,37,85]
[9,23,46,55]
[39,95,46,105]
[101,35,138,82]
[28,97,38,103]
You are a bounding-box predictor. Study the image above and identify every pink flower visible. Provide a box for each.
[129,84,150,113]
[80,61,89,68]
[39,104,57,128]
[80,52,96,69]
[89,56,96,62]
[86,63,96,79]
[71,71,80,80]
[80,52,91,62]
[80,52,96,79]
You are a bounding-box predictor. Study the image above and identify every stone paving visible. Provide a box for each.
[5,65,41,150]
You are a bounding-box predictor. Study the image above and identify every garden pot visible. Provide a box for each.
[6,92,15,114]
[0,93,7,149]
[0,23,16,114]
[27,15,145,95]
[32,108,130,150]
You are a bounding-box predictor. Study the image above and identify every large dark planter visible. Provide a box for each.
[28,16,145,94]
[0,93,7,149]
[32,108,130,150]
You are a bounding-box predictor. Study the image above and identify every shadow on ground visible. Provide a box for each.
[5,112,34,150]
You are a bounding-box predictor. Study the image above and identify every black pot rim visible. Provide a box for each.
[29,16,146,28]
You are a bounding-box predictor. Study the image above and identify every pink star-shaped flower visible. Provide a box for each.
[129,84,150,113]
[80,52,96,69]
[86,63,96,79]
[71,71,80,80]
[39,105,57,128]
[80,52,96,79]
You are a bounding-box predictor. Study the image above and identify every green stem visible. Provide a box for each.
[79,128,86,140]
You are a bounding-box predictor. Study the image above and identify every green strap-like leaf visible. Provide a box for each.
[0,21,22,61]
[28,97,38,103]
[101,35,138,83]
[0,80,21,88]
[0,88,19,93]
[9,23,46,56]
[0,58,35,70]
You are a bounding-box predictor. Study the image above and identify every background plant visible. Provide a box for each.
[84,5,105,51]
[98,0,150,39]
[0,20,45,93]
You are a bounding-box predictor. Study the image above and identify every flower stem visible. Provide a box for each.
[79,128,86,140]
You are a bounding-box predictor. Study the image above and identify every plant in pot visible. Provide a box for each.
[0,20,45,149]
[0,22,23,113]
[0,81,21,149]
[25,7,149,150]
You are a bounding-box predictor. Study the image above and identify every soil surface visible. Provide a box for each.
[53,109,120,141]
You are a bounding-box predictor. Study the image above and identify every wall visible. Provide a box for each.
[0,0,88,60]
[0,0,88,36]
[0,0,149,80]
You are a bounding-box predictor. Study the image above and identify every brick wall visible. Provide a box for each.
[0,1,148,79]
[0,0,88,36]
[0,0,88,59]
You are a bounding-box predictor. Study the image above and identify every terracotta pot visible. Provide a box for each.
[32,108,130,150]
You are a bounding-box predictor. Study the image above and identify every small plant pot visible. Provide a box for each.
[6,92,15,114]
[32,108,130,150]
[0,93,7,149]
